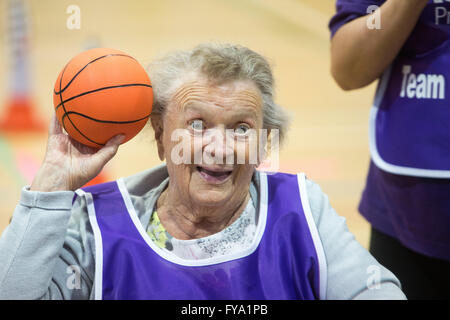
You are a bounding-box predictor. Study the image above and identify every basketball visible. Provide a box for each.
[53,48,153,148]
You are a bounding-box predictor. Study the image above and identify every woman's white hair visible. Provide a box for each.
[147,42,290,144]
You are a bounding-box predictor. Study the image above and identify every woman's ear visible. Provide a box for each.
[257,128,280,171]
[150,114,165,161]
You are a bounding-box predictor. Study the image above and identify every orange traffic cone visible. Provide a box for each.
[0,96,46,133]
[1,0,46,133]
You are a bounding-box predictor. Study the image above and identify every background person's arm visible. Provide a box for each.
[330,0,428,91]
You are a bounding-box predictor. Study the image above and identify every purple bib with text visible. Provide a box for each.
[371,1,450,177]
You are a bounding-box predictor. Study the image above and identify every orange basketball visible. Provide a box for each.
[53,48,153,148]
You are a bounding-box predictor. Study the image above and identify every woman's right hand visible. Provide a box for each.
[30,114,125,192]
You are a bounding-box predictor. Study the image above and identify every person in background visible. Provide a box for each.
[329,0,450,299]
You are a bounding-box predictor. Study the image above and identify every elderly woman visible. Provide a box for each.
[0,43,405,300]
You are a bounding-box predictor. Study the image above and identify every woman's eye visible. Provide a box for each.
[190,120,204,132]
[235,124,250,135]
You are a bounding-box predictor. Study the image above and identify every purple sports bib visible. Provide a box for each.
[370,1,450,178]
[76,172,327,300]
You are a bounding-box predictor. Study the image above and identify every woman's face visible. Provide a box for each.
[154,79,264,208]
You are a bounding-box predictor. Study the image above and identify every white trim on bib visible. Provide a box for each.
[369,66,450,178]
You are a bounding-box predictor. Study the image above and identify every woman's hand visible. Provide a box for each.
[30,114,125,192]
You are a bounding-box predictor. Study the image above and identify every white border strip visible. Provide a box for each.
[369,66,450,178]
[75,189,103,300]
[296,173,327,300]
[116,174,269,267]
[369,106,450,178]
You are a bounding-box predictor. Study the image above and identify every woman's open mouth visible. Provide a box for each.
[196,165,233,184]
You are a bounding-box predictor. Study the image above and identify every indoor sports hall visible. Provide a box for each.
[0,0,377,248]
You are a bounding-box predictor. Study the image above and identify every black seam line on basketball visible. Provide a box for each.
[61,114,105,146]
[58,63,70,134]
[54,83,153,112]
[58,62,103,146]
[53,54,137,95]
[62,111,150,124]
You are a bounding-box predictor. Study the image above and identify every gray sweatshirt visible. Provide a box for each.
[0,164,406,300]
